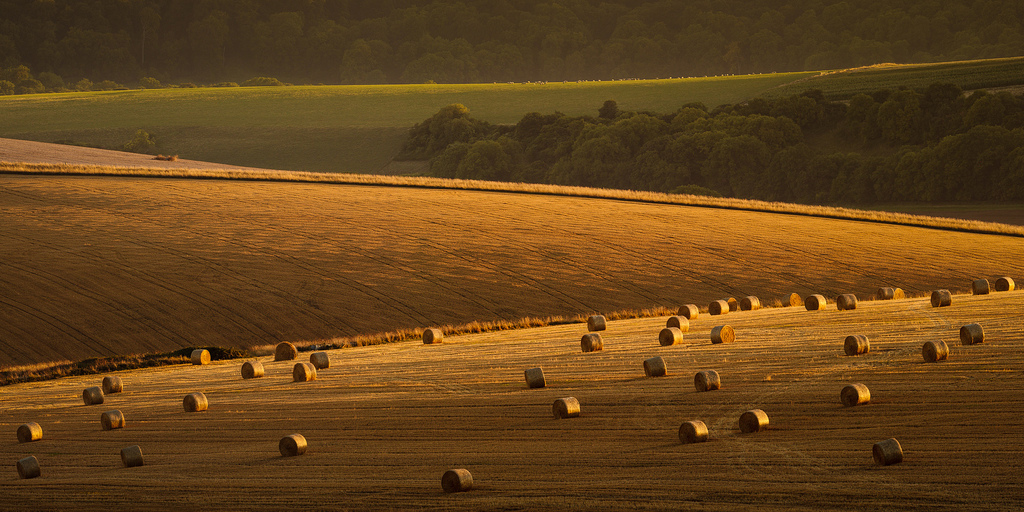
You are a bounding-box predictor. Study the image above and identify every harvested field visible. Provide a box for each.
[1,292,1022,510]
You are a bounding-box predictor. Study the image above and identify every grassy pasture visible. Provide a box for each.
[1,291,1022,510]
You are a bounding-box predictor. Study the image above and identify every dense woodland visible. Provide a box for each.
[2,0,1024,90]
[400,84,1024,203]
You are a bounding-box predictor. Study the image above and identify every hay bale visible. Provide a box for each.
[102,376,123,394]
[876,287,895,300]
[580,333,604,352]
[121,445,144,468]
[727,298,739,312]
[422,328,444,344]
[708,300,729,316]
[844,335,870,356]
[786,293,803,307]
[524,367,546,389]
[587,315,607,332]
[959,323,984,345]
[191,349,210,365]
[293,362,317,382]
[710,325,735,344]
[840,383,871,407]
[678,420,709,444]
[665,316,690,331]
[836,294,857,311]
[279,434,307,456]
[694,370,721,392]
[678,304,699,319]
[17,422,42,443]
[83,386,104,406]
[922,340,949,362]
[241,360,264,379]
[995,276,1015,292]
[972,278,990,295]
[441,468,474,493]
[183,392,209,412]
[930,289,952,307]
[740,296,761,311]
[100,410,125,430]
[310,351,330,369]
[552,397,580,419]
[804,294,826,311]
[739,409,769,433]
[643,356,667,377]
[872,438,903,466]
[659,327,683,347]
[893,287,906,299]
[275,341,298,360]
[16,456,40,479]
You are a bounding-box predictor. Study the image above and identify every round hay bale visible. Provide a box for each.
[587,315,607,332]
[840,383,871,407]
[876,287,895,300]
[665,316,690,331]
[121,445,144,468]
[524,367,546,389]
[183,392,209,412]
[279,433,307,456]
[17,422,42,443]
[643,356,667,377]
[844,335,870,356]
[659,327,683,347]
[678,420,709,444]
[102,376,123,394]
[17,456,40,479]
[786,293,803,307]
[694,370,721,392]
[710,325,735,344]
[275,341,298,360]
[995,277,1015,292]
[972,278,990,295]
[836,294,857,311]
[739,409,769,433]
[708,300,729,316]
[873,438,903,466]
[552,397,580,419]
[241,360,264,379]
[727,298,739,312]
[190,349,210,365]
[310,351,330,369]
[422,328,443,344]
[804,294,827,311]
[100,410,125,430]
[740,296,761,311]
[293,362,317,382]
[677,304,699,320]
[82,386,104,406]
[959,323,984,345]
[930,289,952,307]
[893,287,906,299]
[922,340,949,362]
[580,333,603,353]
[441,468,474,493]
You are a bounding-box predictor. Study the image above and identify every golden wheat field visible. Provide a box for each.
[1,172,1023,368]
[2,291,1022,510]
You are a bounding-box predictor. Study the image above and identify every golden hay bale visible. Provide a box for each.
[241,360,264,379]
[121,445,144,468]
[727,298,739,312]
[279,434,307,456]
[959,323,984,345]
[643,356,667,377]
[102,376,123,394]
[580,333,604,352]
[83,386,104,406]
[710,325,735,344]
[190,349,210,365]
[524,367,546,389]
[740,296,761,311]
[840,383,871,407]
[893,287,906,299]
[922,340,949,362]
[678,420,709,444]
[876,287,896,300]
[786,293,803,307]
[972,278,990,295]
[100,410,125,430]
[17,422,42,443]
[310,351,330,369]
[275,341,298,360]
[708,300,729,316]
[873,438,903,466]
[739,409,769,433]
[17,456,40,479]
[422,328,444,344]
[804,294,827,311]
[678,304,699,320]
[995,276,1015,292]
[659,327,683,347]
[183,392,209,412]
[836,294,858,311]
[930,289,952,307]
[587,315,607,331]
[441,468,474,493]
[844,335,870,356]
[665,316,690,331]
[293,362,317,382]
[552,397,580,419]
[694,370,721,392]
